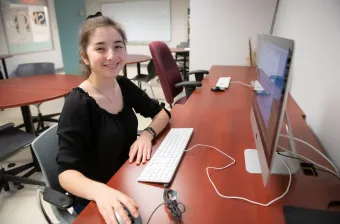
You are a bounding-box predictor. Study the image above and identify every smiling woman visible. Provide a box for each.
[56,13,171,224]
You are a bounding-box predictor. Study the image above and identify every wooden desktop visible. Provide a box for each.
[74,66,340,224]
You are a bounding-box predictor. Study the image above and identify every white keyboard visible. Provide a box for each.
[216,77,231,89]
[137,128,193,183]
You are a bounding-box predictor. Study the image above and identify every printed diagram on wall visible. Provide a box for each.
[1,1,53,54]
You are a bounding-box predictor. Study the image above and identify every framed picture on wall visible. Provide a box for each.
[0,0,53,55]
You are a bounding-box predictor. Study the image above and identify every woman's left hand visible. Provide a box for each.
[129,132,153,165]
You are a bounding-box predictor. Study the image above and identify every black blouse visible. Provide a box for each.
[56,76,170,205]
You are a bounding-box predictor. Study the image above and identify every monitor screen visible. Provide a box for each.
[252,34,293,170]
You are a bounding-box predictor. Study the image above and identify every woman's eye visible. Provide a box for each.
[115,45,123,49]
[96,47,105,51]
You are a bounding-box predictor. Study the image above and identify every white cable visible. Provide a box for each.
[185,144,291,206]
[278,145,340,179]
[230,81,253,88]
[280,134,339,175]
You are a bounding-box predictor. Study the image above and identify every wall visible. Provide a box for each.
[85,0,189,56]
[273,0,340,169]
[54,0,86,74]
[189,0,276,70]
[4,0,64,75]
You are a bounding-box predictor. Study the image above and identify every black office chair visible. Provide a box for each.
[32,124,76,224]
[0,123,45,192]
[32,122,149,223]
[130,60,157,98]
[11,62,61,134]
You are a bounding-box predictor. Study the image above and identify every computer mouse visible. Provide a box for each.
[115,205,142,224]
[211,86,225,91]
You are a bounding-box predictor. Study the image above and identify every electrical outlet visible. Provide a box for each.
[300,162,318,176]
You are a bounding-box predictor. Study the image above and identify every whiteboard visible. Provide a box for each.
[101,0,171,43]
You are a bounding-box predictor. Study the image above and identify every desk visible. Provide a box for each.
[123,54,151,78]
[170,48,189,79]
[74,66,340,224]
[0,55,12,80]
[0,74,84,133]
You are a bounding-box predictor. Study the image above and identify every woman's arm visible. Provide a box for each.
[129,109,170,164]
[59,170,139,224]
[140,109,169,141]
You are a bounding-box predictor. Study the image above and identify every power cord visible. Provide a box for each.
[184,144,292,206]
[163,187,185,223]
[280,134,339,175]
[146,185,185,224]
[230,81,253,88]
[277,145,340,179]
[276,152,340,180]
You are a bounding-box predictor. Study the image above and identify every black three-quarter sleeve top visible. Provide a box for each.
[56,76,170,206]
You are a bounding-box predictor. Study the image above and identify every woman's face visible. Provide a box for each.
[82,26,126,78]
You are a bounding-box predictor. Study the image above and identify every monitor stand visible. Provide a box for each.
[244,110,300,175]
[244,149,300,174]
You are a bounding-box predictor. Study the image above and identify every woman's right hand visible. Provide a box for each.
[93,184,139,224]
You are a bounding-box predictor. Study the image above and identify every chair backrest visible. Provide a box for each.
[31,124,64,193]
[149,41,183,105]
[15,62,55,77]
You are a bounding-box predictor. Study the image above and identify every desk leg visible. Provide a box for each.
[21,106,35,134]
[1,58,9,79]
[20,106,41,172]
[137,62,141,75]
[123,65,127,77]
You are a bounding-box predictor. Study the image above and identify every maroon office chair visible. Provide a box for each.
[149,41,209,108]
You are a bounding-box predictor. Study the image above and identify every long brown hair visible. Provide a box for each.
[79,15,127,78]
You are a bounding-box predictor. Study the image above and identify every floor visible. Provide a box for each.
[0,65,182,224]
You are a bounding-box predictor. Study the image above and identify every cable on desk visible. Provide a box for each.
[185,144,292,206]
[277,145,340,179]
[280,134,339,175]
[230,81,253,88]
[146,202,164,224]
[146,186,185,224]
[276,152,340,180]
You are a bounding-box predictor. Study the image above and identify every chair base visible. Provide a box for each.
[0,163,45,192]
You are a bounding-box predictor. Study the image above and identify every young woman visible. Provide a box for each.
[56,13,170,224]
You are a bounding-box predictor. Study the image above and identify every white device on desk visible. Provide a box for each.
[137,128,193,184]
[215,77,231,89]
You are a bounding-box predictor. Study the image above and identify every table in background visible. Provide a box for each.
[0,55,12,80]
[0,74,84,133]
[170,48,190,79]
[74,66,340,224]
[123,54,151,78]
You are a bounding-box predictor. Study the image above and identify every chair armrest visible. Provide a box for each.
[187,70,209,82]
[175,81,202,99]
[187,70,209,76]
[175,81,202,88]
[42,187,74,209]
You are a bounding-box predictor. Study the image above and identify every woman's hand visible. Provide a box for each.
[94,184,139,224]
[129,131,153,165]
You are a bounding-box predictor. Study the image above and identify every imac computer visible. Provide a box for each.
[245,34,300,186]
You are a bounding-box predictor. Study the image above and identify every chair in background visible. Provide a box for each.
[11,62,60,134]
[175,42,190,76]
[32,124,76,224]
[149,41,209,108]
[0,123,45,192]
[130,60,157,98]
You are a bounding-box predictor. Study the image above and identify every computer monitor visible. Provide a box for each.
[245,34,299,186]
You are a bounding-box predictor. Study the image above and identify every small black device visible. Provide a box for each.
[211,86,225,92]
